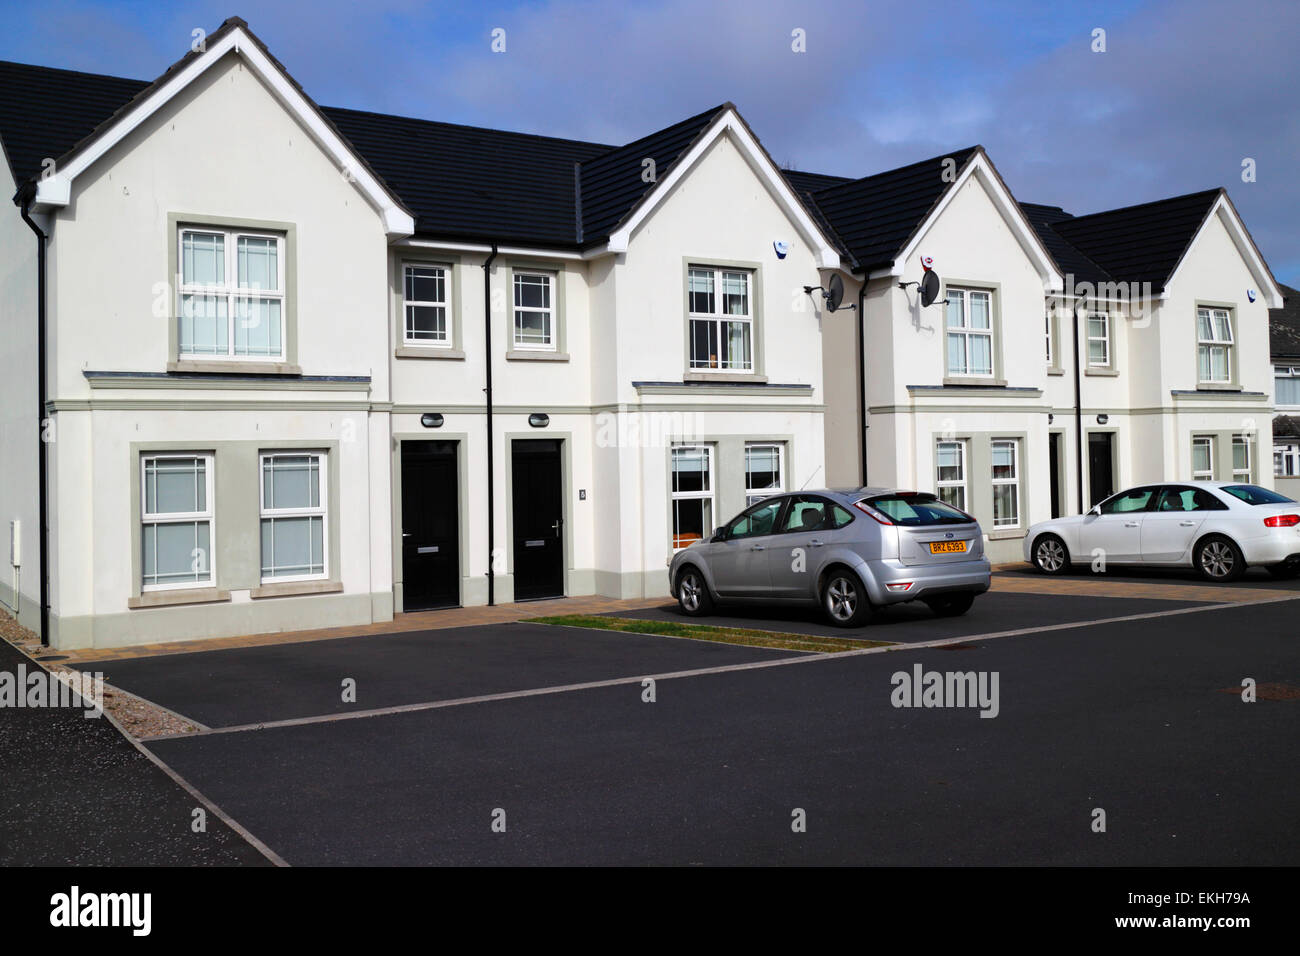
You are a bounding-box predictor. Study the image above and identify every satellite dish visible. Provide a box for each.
[919,269,942,308]
[827,274,844,312]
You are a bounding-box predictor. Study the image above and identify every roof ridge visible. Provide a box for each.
[810,145,982,197]
[321,103,615,151]
[580,103,730,167]
[1055,187,1223,225]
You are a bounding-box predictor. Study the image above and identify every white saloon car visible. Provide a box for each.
[1024,482,1300,582]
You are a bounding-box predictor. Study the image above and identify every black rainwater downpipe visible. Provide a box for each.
[857,279,868,486]
[1072,302,1084,514]
[483,244,499,605]
[20,197,50,645]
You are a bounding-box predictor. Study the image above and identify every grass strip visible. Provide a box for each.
[523,614,892,653]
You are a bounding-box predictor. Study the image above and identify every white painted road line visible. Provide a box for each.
[144,592,1300,743]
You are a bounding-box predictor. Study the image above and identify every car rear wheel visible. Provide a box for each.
[821,568,872,628]
[924,593,975,617]
[1032,534,1070,575]
[1194,536,1245,583]
[675,567,714,616]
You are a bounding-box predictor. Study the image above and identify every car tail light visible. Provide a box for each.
[854,500,894,525]
[1264,514,1300,528]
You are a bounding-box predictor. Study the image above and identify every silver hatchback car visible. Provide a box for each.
[668,488,991,627]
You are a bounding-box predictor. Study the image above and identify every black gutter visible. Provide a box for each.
[483,244,499,605]
[857,279,869,486]
[1072,302,1084,514]
[19,198,50,645]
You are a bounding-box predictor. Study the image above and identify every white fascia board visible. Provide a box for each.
[1165,194,1283,309]
[31,27,414,237]
[894,153,1063,291]
[398,238,590,260]
[606,109,840,269]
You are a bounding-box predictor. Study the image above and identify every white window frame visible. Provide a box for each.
[935,439,968,512]
[177,227,286,361]
[945,287,994,378]
[1275,441,1300,478]
[403,262,451,347]
[1275,365,1300,409]
[688,265,754,372]
[1196,307,1234,384]
[670,443,715,551]
[1192,436,1215,480]
[990,439,1020,528]
[512,270,556,351]
[744,442,785,506]
[140,453,215,592]
[259,452,328,584]
[1086,312,1111,368]
[1231,435,1252,482]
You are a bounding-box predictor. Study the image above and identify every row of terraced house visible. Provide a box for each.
[0,17,1287,649]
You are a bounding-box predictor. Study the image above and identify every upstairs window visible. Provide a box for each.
[945,288,993,377]
[178,228,284,360]
[1087,312,1111,368]
[1276,366,1300,407]
[404,264,450,345]
[1196,307,1233,384]
[513,271,555,350]
[689,266,753,371]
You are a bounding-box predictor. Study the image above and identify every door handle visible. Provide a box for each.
[551,519,563,535]
[808,539,824,547]
[402,532,413,537]
[1124,522,1139,528]
[1179,521,1195,527]
[751,544,765,551]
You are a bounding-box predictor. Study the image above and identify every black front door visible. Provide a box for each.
[512,439,564,600]
[1088,432,1115,508]
[1049,432,1062,518]
[401,440,460,610]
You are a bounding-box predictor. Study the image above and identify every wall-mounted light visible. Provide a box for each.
[1048,413,1055,424]
[528,413,550,428]
[1096,414,1109,425]
[420,412,444,428]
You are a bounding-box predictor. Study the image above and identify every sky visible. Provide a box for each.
[1,0,1296,285]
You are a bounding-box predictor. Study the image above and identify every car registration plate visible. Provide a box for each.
[929,540,967,554]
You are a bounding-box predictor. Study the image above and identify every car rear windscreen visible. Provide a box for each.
[1222,485,1296,505]
[865,494,973,526]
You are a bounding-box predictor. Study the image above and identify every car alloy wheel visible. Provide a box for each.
[679,573,702,611]
[1035,537,1067,573]
[1190,541,1232,580]
[822,570,870,627]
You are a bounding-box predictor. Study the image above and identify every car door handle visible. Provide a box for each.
[1124,521,1139,528]
[808,539,824,547]
[750,544,765,551]
[1179,521,1195,527]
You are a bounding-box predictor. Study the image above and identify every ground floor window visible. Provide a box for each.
[991,439,1020,527]
[1192,436,1215,480]
[141,454,214,589]
[671,444,714,550]
[1232,436,1252,482]
[260,452,327,581]
[935,439,967,511]
[744,442,784,505]
[1276,441,1300,477]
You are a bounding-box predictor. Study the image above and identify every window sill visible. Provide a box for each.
[683,371,768,384]
[128,587,230,609]
[942,377,1007,387]
[1047,368,1065,376]
[1084,367,1119,377]
[506,350,569,362]
[395,346,465,360]
[250,579,344,599]
[987,529,1025,541]
[1193,382,1241,391]
[168,360,302,375]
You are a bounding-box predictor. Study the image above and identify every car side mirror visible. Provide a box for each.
[710,526,727,542]
[1088,505,1101,516]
